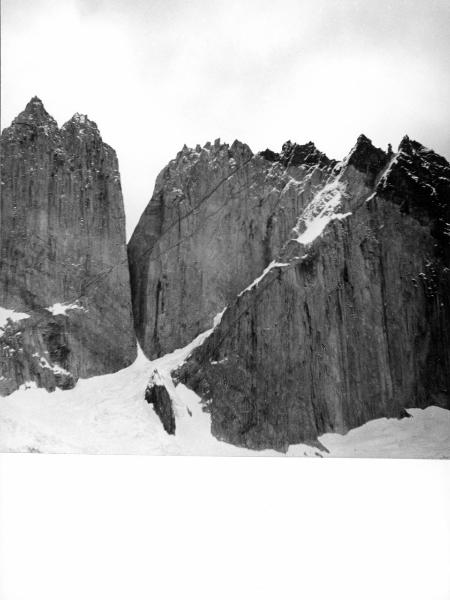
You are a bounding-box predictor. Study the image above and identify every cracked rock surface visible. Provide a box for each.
[0,98,136,394]
[128,138,335,357]
[170,135,450,451]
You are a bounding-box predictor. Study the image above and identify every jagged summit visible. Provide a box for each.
[397,135,450,168]
[397,135,429,157]
[27,95,43,106]
[260,139,334,169]
[5,99,104,144]
[344,134,388,182]
[23,96,46,114]
[10,96,58,132]
[169,133,443,181]
[281,140,333,168]
[399,134,410,147]
[63,112,99,129]
[174,138,253,163]
[61,113,101,142]
[0,99,135,395]
[376,135,450,259]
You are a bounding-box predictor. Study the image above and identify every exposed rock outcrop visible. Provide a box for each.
[0,97,136,394]
[173,136,450,451]
[128,138,335,357]
[144,371,176,435]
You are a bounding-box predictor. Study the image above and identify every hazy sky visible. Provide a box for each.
[2,0,449,237]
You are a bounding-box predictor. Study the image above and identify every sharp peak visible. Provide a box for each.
[355,133,372,144]
[342,134,389,180]
[397,135,449,168]
[64,112,98,128]
[398,134,426,154]
[18,96,54,120]
[275,139,333,167]
[7,96,58,131]
[27,96,45,106]
[346,134,379,157]
[352,133,430,158]
[347,133,385,157]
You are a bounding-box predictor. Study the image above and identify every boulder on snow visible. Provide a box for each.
[145,375,176,435]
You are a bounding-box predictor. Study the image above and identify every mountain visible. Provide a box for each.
[0,97,136,395]
[2,97,448,455]
[128,138,336,357]
[130,134,450,451]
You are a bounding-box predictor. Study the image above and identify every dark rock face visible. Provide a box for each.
[0,97,136,394]
[145,374,176,434]
[175,136,450,451]
[261,141,335,170]
[128,138,334,358]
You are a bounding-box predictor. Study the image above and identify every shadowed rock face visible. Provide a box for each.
[0,97,136,394]
[128,138,335,358]
[174,136,450,451]
[145,380,176,435]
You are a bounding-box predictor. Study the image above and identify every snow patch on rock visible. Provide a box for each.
[45,301,86,316]
[0,307,30,331]
[294,179,351,246]
[32,353,70,376]
[238,262,290,297]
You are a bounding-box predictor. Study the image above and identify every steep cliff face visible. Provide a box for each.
[0,97,136,395]
[174,135,450,451]
[128,138,335,357]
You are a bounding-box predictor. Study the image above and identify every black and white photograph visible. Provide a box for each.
[1,0,449,459]
[1,1,449,597]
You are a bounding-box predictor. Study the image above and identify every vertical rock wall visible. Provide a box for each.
[128,139,335,357]
[0,97,136,394]
[175,137,450,451]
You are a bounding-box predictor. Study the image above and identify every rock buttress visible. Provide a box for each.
[0,97,136,394]
[175,136,450,451]
[128,138,335,357]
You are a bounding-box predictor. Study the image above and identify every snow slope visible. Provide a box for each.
[0,344,310,456]
[1,324,449,458]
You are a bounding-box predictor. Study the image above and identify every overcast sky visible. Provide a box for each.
[2,0,449,237]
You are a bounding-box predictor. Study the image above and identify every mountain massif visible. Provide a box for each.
[175,136,450,450]
[1,97,449,452]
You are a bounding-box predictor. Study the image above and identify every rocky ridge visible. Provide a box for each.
[128,138,335,358]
